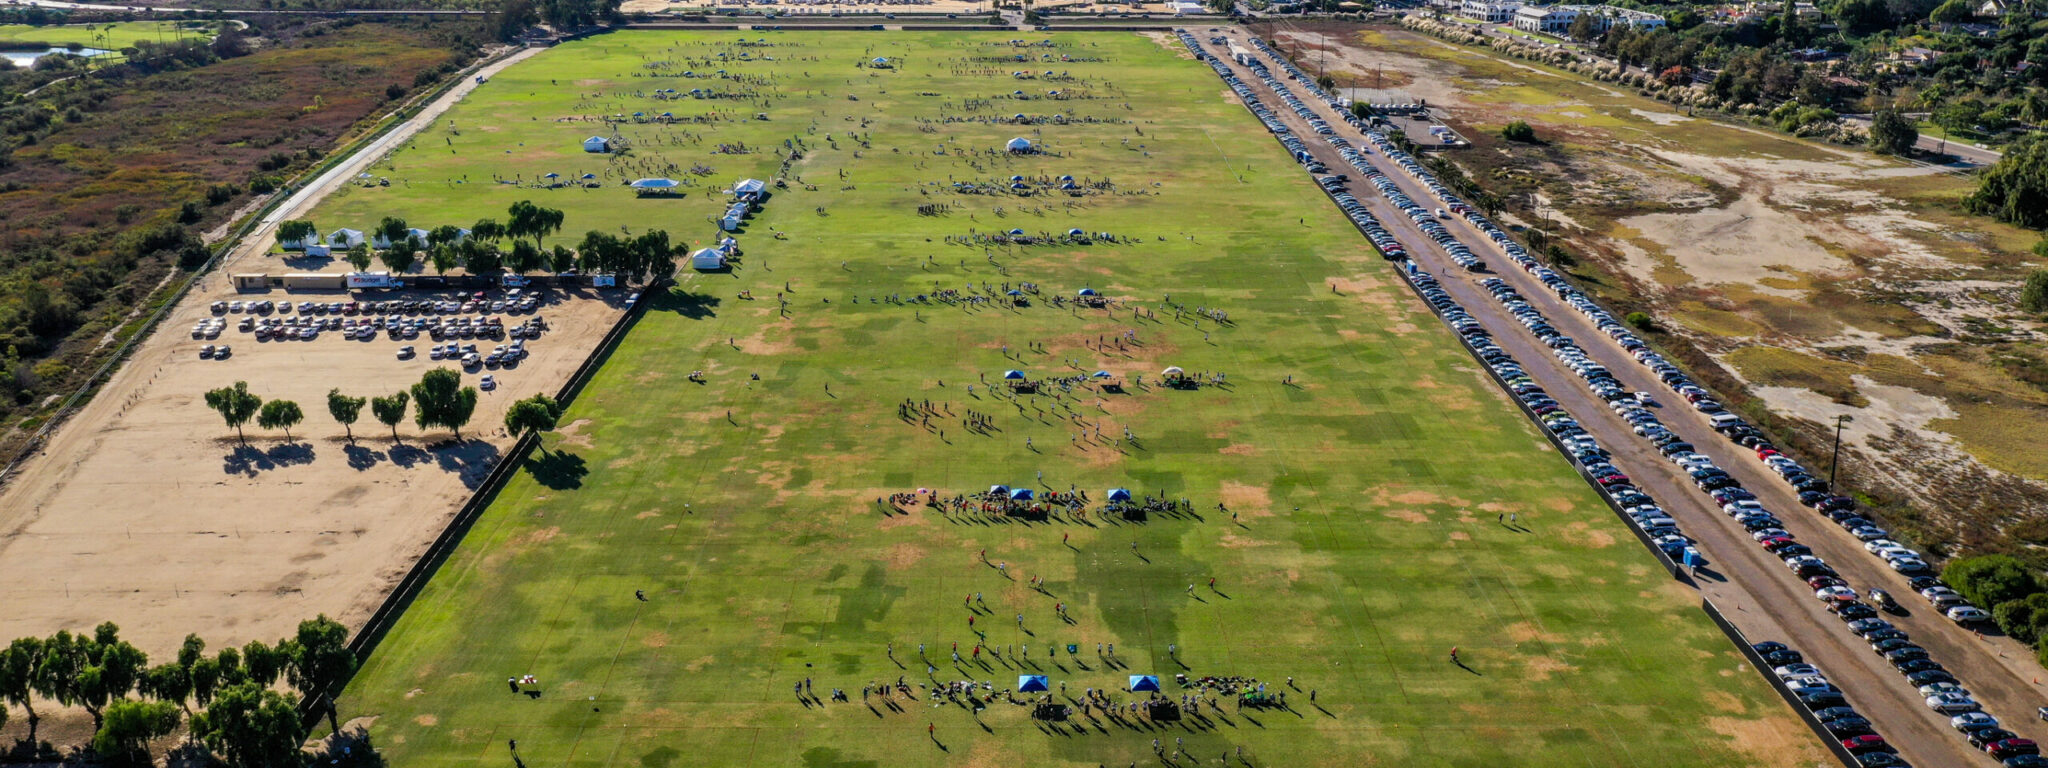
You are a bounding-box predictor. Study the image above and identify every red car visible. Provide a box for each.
[1760,536,1797,551]
[1992,739,2041,759]
[1842,735,1890,754]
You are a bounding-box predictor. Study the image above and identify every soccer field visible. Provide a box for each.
[327,30,1825,767]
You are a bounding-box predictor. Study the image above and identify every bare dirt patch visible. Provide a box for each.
[1219,443,1256,456]
[1219,481,1272,516]
[1383,509,1430,524]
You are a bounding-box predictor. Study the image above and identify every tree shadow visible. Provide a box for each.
[343,443,383,471]
[221,441,317,476]
[388,442,433,468]
[526,449,589,490]
[429,439,504,489]
[651,289,721,320]
[303,720,388,768]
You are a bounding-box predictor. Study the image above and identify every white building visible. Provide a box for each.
[325,228,365,249]
[1512,4,1577,33]
[1461,0,1521,23]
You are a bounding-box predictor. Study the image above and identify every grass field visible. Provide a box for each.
[326,30,1824,767]
[0,21,214,53]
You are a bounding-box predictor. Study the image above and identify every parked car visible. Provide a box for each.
[1949,606,1993,624]
[1926,693,1979,713]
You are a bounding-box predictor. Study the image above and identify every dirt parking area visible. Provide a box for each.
[0,271,625,657]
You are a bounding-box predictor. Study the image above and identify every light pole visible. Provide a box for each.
[1827,414,1853,491]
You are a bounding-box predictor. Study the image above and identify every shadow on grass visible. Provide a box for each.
[526,449,589,490]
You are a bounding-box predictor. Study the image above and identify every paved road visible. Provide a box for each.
[1837,114,2004,168]
[1206,25,2042,768]
[6,0,487,14]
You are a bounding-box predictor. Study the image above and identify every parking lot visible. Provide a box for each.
[0,277,627,655]
[1196,26,2040,768]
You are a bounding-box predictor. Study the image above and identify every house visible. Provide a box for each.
[1551,4,1666,31]
[582,136,613,153]
[1513,5,1577,33]
[325,228,365,249]
[1892,47,1943,68]
[1976,0,2006,16]
[690,247,727,271]
[1460,0,1521,22]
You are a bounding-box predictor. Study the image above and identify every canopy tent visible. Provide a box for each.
[733,178,768,197]
[1009,488,1034,500]
[690,247,726,270]
[1005,137,1035,153]
[582,135,613,153]
[1003,370,1026,380]
[989,484,1010,494]
[630,178,680,196]
[1018,675,1049,693]
[1162,366,1184,376]
[580,173,597,180]
[870,56,892,68]
[1010,175,1025,181]
[1011,182,1029,190]
[1107,488,1132,501]
[1058,174,1074,181]
[1008,228,1026,235]
[1129,675,1161,692]
[1070,229,1087,237]
[542,172,561,180]
[1092,370,1113,378]
[1005,289,1023,296]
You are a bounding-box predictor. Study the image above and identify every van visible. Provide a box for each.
[1709,413,1743,428]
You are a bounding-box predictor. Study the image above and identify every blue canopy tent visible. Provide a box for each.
[1011,175,1025,181]
[630,178,680,196]
[1108,488,1133,501]
[580,173,597,180]
[1010,488,1034,501]
[1006,289,1023,296]
[1077,287,1097,295]
[1018,675,1049,693]
[1008,228,1026,235]
[1058,174,1074,181]
[1003,370,1026,380]
[1092,370,1113,379]
[1011,182,1030,190]
[1129,675,1161,692]
[543,172,560,180]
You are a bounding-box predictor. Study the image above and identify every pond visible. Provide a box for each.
[1,46,110,66]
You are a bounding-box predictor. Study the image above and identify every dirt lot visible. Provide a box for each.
[0,279,625,657]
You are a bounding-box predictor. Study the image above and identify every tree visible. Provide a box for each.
[507,239,544,275]
[0,637,44,744]
[428,224,465,249]
[548,244,577,273]
[1994,592,2048,643]
[326,389,365,443]
[1500,120,1537,142]
[204,382,263,444]
[411,368,479,439]
[138,662,191,710]
[75,622,147,731]
[1942,554,2041,608]
[464,240,504,275]
[1869,109,1918,155]
[371,391,409,441]
[375,240,413,274]
[505,393,562,449]
[471,217,507,244]
[1965,135,2048,228]
[1930,0,1972,21]
[375,216,410,251]
[92,699,180,766]
[190,682,302,768]
[242,640,286,687]
[257,399,303,442]
[288,615,356,735]
[344,246,373,273]
[187,656,222,708]
[275,220,316,251]
[1567,12,1600,42]
[429,244,460,277]
[2022,270,2048,313]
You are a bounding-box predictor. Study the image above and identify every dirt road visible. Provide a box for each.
[1204,26,2028,768]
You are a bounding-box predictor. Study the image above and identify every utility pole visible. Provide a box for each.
[1828,414,1853,491]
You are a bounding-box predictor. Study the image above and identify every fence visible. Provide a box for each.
[1701,598,1864,767]
[298,282,661,727]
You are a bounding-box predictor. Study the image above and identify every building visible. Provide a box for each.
[372,227,431,250]
[1461,0,1521,22]
[1975,0,2005,15]
[325,228,365,249]
[1513,5,1577,33]
[582,135,612,153]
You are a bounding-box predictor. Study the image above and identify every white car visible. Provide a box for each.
[1865,539,1900,555]
[1752,528,1791,542]
[1773,663,1821,680]
[1947,606,1991,623]
[479,375,497,391]
[1952,711,1998,731]
[1723,500,1767,516]
[1927,692,1980,713]
[1919,682,1968,697]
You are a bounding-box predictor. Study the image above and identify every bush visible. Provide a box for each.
[1500,120,1536,143]
[1625,311,1656,331]
[2023,270,2048,314]
[1869,109,1917,156]
[1995,593,2048,644]
[384,83,407,101]
[177,200,203,224]
[1966,135,2048,228]
[1942,554,2042,609]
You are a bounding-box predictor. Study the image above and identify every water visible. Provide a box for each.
[1,46,110,66]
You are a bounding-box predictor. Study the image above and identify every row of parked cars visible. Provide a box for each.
[1186,30,2034,768]
[210,292,543,318]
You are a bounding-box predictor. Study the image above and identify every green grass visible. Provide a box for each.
[0,21,213,55]
[328,30,1823,768]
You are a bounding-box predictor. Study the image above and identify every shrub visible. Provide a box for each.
[1625,312,1656,331]
[2023,270,2048,314]
[1943,554,2041,609]
[1501,120,1536,143]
